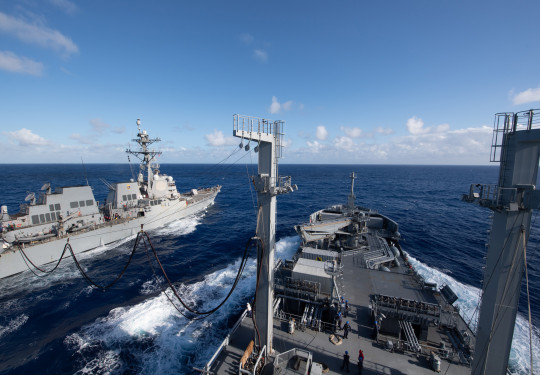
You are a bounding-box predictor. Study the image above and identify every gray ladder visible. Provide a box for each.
[399,320,421,352]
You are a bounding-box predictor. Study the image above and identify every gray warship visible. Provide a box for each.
[0,119,221,279]
[201,110,539,375]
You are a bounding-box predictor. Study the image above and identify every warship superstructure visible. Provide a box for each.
[0,119,221,279]
[202,109,540,375]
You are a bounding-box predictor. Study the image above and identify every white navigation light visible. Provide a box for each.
[136,119,141,126]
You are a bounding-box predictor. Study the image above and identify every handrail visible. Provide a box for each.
[203,309,248,373]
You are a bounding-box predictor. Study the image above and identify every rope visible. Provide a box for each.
[523,230,535,375]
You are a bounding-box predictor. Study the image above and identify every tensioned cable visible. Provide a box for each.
[475,220,527,373]
[246,149,258,216]
[522,229,535,375]
[182,145,244,188]
[466,212,522,329]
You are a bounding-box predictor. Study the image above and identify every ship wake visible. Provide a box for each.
[65,236,300,375]
[407,252,540,375]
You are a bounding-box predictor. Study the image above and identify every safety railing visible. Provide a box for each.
[491,108,540,162]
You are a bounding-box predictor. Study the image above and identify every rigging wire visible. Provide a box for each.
[466,212,522,329]
[475,217,527,373]
[246,148,258,216]
[523,229,535,375]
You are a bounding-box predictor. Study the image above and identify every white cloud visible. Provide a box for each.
[204,129,236,147]
[239,33,254,45]
[375,126,394,135]
[340,126,362,138]
[512,85,540,105]
[270,96,281,114]
[253,49,268,62]
[48,0,78,15]
[435,123,450,133]
[333,136,355,151]
[0,11,78,57]
[281,138,292,148]
[0,50,43,75]
[6,128,49,146]
[406,116,429,135]
[269,96,293,114]
[306,140,323,153]
[282,100,293,111]
[90,118,110,134]
[70,133,92,144]
[316,125,328,140]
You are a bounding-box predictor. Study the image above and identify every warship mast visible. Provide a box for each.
[232,114,296,356]
[126,118,162,187]
[465,109,540,374]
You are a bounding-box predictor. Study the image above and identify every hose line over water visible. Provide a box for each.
[18,226,258,320]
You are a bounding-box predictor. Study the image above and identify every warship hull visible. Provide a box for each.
[0,188,218,279]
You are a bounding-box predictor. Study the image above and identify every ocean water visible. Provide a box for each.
[0,163,538,375]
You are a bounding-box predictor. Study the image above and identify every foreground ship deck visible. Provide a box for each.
[206,254,472,375]
[204,205,474,375]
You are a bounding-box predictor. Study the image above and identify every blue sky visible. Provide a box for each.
[1,0,540,164]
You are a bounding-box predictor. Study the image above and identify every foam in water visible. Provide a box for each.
[406,252,540,375]
[66,236,300,374]
[153,214,202,237]
[0,314,29,340]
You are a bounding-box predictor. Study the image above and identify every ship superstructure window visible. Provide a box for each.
[70,202,78,208]
[86,200,93,206]
[55,203,61,210]
[32,215,39,225]
[131,194,137,200]
[40,214,45,223]
[45,213,51,222]
[79,201,86,207]
[122,195,127,201]
[49,204,54,211]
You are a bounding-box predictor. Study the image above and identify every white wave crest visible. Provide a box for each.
[0,314,29,340]
[66,236,300,374]
[153,214,202,237]
[406,252,540,375]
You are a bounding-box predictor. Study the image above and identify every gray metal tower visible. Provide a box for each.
[232,114,296,355]
[464,109,540,374]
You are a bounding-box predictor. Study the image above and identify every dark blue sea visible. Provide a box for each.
[0,164,538,375]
